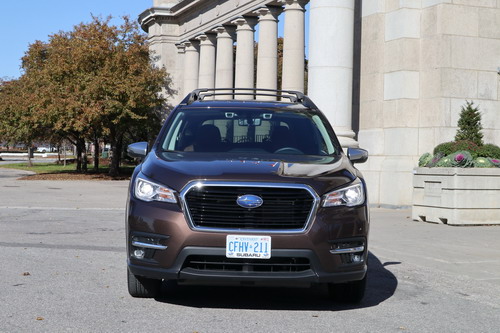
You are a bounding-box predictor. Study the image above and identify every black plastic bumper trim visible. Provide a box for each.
[128,247,366,284]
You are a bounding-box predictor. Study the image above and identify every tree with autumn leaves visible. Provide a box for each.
[0,16,170,176]
[0,77,50,167]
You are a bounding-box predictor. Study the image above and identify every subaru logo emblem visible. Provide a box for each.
[236,194,263,209]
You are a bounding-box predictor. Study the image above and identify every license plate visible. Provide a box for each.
[226,235,271,259]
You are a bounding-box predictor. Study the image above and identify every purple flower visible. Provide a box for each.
[455,154,464,162]
[492,159,500,163]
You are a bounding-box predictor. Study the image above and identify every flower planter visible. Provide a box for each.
[412,167,500,225]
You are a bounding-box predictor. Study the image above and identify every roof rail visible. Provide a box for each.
[180,88,318,109]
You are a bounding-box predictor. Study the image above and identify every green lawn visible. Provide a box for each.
[0,162,77,174]
[0,162,135,175]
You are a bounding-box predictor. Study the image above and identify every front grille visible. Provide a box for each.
[184,185,315,230]
[183,255,311,273]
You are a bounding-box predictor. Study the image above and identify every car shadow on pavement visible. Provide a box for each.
[154,252,398,311]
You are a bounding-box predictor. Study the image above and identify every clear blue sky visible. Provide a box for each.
[0,1,308,80]
[0,0,151,79]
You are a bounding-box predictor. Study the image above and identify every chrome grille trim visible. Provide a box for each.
[180,181,320,234]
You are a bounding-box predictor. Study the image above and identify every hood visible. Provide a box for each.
[139,150,358,195]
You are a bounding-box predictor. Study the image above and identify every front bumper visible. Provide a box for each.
[128,246,367,286]
[126,177,370,287]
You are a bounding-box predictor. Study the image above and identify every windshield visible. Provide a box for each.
[160,107,338,156]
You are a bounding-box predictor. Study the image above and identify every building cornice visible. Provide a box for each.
[139,0,283,32]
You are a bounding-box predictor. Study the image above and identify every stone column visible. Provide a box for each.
[182,40,200,96]
[232,16,258,100]
[254,6,282,100]
[175,43,185,98]
[280,0,307,93]
[212,25,236,99]
[140,11,180,104]
[308,0,358,148]
[196,33,217,91]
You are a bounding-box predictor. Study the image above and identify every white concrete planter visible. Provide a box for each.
[412,167,500,225]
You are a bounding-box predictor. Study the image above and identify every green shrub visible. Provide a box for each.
[433,142,454,156]
[455,101,483,146]
[421,101,496,168]
[473,157,493,168]
[450,151,473,167]
[433,140,481,158]
[477,144,500,159]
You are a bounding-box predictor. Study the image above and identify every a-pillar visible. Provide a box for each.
[308,0,358,148]
[280,0,307,93]
[175,43,185,98]
[254,6,282,100]
[231,16,258,100]
[182,40,200,95]
[212,25,236,99]
[196,33,217,91]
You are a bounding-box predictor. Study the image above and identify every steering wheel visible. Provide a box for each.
[274,147,303,154]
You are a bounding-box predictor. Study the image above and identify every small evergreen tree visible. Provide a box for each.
[455,101,483,146]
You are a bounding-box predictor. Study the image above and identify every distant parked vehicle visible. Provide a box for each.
[36,146,52,153]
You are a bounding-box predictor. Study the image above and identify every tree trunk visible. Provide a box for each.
[82,145,88,173]
[63,141,67,167]
[109,135,123,177]
[93,136,99,172]
[27,146,33,167]
[75,138,87,172]
[57,143,61,164]
[75,142,82,172]
[67,137,78,171]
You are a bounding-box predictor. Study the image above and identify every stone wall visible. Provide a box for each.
[358,0,500,207]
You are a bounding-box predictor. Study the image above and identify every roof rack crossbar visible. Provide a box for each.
[182,88,317,108]
[200,92,297,102]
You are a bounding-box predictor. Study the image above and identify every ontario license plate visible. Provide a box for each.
[226,235,271,259]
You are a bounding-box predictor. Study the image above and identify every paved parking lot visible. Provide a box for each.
[1,167,499,332]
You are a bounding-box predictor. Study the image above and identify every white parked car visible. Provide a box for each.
[36,147,52,153]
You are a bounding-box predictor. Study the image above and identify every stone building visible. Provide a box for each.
[139,0,500,207]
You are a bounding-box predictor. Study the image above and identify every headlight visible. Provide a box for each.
[134,178,177,203]
[322,182,365,207]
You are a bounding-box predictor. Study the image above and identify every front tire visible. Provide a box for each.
[328,273,367,303]
[127,267,161,298]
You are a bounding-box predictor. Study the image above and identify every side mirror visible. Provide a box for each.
[127,142,148,159]
[347,148,368,164]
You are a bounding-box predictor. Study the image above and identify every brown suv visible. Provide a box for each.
[126,89,369,303]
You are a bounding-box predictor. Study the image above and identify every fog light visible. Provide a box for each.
[130,234,169,260]
[133,249,145,259]
[352,254,362,263]
[329,239,366,264]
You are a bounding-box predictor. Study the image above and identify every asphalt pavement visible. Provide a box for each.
[1,167,499,332]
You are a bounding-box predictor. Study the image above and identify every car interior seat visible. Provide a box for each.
[194,124,223,152]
